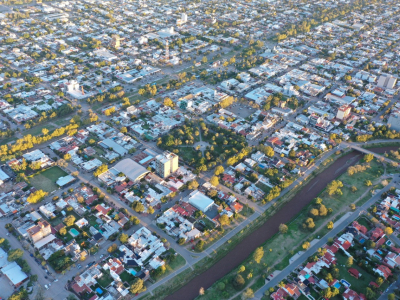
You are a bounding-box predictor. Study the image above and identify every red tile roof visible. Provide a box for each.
[271,288,288,300]
[180,202,197,216]
[369,281,379,288]
[348,268,360,278]
[171,205,189,217]
[95,204,111,215]
[352,221,368,235]
[371,228,384,241]
[86,195,98,205]
[222,174,235,184]
[377,265,392,279]
[71,283,92,294]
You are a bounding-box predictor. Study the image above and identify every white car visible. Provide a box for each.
[44,285,49,290]
[54,279,58,282]
[100,254,104,259]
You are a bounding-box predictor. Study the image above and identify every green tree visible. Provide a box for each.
[365,287,375,300]
[8,249,24,261]
[195,240,205,251]
[119,233,129,244]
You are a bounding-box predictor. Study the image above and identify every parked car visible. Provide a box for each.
[44,285,49,290]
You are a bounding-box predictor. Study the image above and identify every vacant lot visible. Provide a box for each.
[227,105,256,118]
[30,166,68,192]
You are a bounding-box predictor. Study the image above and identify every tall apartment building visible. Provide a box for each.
[336,104,351,121]
[110,34,124,49]
[181,13,188,23]
[27,220,51,243]
[155,151,179,178]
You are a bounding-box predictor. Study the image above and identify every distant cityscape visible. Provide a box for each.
[1,0,400,300]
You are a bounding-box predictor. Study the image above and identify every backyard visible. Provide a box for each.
[97,270,114,288]
[334,252,388,297]
[30,166,68,192]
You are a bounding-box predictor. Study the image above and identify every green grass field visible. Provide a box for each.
[120,270,136,284]
[153,253,186,282]
[256,182,272,194]
[335,252,375,294]
[24,124,56,137]
[30,166,68,192]
[53,118,71,127]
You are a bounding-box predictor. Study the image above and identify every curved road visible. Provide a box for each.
[165,145,398,300]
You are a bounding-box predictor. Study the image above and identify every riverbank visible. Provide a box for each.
[138,145,398,300]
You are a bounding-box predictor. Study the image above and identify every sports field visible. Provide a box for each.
[30,166,68,192]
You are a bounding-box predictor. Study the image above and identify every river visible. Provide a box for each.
[164,146,397,300]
